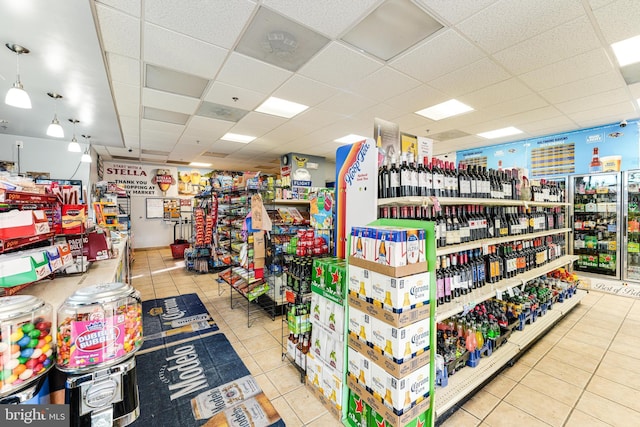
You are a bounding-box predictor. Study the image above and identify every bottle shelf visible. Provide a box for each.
[378,196,569,208]
[435,289,585,417]
[435,255,578,322]
[436,228,572,256]
[272,199,311,206]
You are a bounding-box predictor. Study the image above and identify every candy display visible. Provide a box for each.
[0,295,54,397]
[56,282,142,373]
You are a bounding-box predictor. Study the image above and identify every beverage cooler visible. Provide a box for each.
[623,170,640,282]
[569,173,621,278]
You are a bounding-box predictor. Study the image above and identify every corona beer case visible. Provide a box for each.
[369,271,430,313]
[348,306,371,344]
[368,318,430,363]
[348,265,372,302]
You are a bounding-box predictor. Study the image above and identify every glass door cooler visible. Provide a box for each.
[570,173,621,278]
[623,170,640,282]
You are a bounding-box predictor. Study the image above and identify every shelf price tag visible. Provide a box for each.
[482,243,489,256]
[496,290,503,300]
[507,287,515,298]
[430,196,442,213]
[462,302,474,316]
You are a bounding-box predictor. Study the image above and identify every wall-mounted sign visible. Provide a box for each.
[104,162,178,197]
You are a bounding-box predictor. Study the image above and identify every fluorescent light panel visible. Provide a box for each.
[255,96,308,118]
[477,126,523,139]
[611,35,640,67]
[334,134,367,144]
[415,99,474,120]
[221,133,256,143]
[189,162,211,167]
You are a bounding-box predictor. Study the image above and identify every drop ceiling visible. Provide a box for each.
[1,0,639,174]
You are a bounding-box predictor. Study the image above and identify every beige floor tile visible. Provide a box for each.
[254,373,281,401]
[483,401,549,427]
[570,322,618,340]
[577,314,624,331]
[608,333,638,358]
[563,329,612,349]
[232,324,272,341]
[152,280,177,289]
[599,351,640,376]
[269,396,303,427]
[534,356,592,388]
[482,374,517,399]
[587,375,640,412]
[462,390,500,420]
[504,383,571,426]
[154,288,180,298]
[231,341,249,359]
[576,391,640,426]
[579,291,603,306]
[284,386,329,424]
[555,336,607,360]
[241,356,263,376]
[520,368,583,407]
[253,346,290,373]
[305,411,342,427]
[619,319,640,338]
[501,362,531,382]
[440,408,481,427]
[545,345,601,373]
[565,409,613,427]
[266,365,307,395]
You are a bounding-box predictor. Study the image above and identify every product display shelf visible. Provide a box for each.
[436,228,572,256]
[272,199,311,206]
[435,289,585,420]
[280,283,313,383]
[436,255,578,322]
[53,228,95,276]
[378,196,570,208]
[0,232,55,254]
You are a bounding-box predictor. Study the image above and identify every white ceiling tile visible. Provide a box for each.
[142,88,200,115]
[569,100,637,125]
[169,144,207,160]
[519,115,576,134]
[139,138,176,151]
[273,75,339,107]
[263,0,380,38]
[456,0,584,53]
[539,70,625,104]
[353,103,405,123]
[381,113,430,133]
[458,78,533,109]
[316,91,378,117]
[112,82,140,117]
[203,82,266,111]
[429,58,511,96]
[209,140,248,154]
[144,0,256,48]
[182,116,235,141]
[482,94,549,119]
[106,53,140,86]
[107,146,140,157]
[589,0,616,9]
[217,52,293,94]
[298,42,383,89]
[386,84,448,113]
[260,122,315,144]
[143,23,228,79]
[629,81,640,98]
[593,0,640,44]
[414,0,496,24]
[520,49,614,91]
[96,0,141,17]
[348,66,421,102]
[231,112,288,136]
[390,29,486,83]
[119,115,139,135]
[503,106,564,125]
[95,4,140,58]
[141,118,184,135]
[556,88,631,114]
[294,108,348,129]
[493,16,601,75]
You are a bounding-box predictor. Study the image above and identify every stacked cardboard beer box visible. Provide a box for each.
[346,225,431,427]
[306,256,348,420]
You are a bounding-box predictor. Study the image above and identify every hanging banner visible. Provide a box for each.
[103,162,179,197]
[417,136,433,164]
[374,117,400,166]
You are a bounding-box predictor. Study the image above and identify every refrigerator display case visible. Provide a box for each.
[570,173,621,278]
[623,170,640,281]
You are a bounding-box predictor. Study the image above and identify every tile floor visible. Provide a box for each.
[134,248,640,426]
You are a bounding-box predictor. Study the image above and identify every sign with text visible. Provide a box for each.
[103,162,178,197]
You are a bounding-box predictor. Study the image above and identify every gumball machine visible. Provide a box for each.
[0,295,55,404]
[56,282,142,426]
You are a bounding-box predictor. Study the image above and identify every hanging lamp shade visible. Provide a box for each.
[5,44,31,109]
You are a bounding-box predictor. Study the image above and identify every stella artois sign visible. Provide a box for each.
[152,169,176,195]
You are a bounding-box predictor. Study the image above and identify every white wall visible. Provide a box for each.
[0,134,91,195]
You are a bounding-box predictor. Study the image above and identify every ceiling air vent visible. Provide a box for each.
[166,160,191,166]
[202,151,228,158]
[141,149,171,156]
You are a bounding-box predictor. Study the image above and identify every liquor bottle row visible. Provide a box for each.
[530,179,566,203]
[378,154,524,200]
[434,235,566,305]
[379,204,565,247]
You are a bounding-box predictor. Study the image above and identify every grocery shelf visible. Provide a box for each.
[436,228,572,256]
[272,199,311,205]
[435,289,586,418]
[435,255,578,322]
[377,196,570,208]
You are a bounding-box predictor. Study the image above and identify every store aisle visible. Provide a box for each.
[133,249,640,426]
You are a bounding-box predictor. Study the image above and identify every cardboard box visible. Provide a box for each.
[326,334,344,373]
[0,210,35,239]
[368,363,430,416]
[326,299,344,336]
[370,271,430,312]
[349,294,431,329]
[346,390,371,427]
[370,406,428,427]
[374,228,407,267]
[311,292,326,325]
[0,255,37,287]
[29,250,51,280]
[62,205,86,234]
[322,367,344,410]
[311,327,328,362]
[306,381,342,422]
[349,256,428,279]
[32,211,50,235]
[306,352,323,390]
[350,226,374,261]
[57,243,74,266]
[45,246,63,271]
[347,346,372,389]
[349,335,430,379]
[405,228,426,264]
[348,306,371,344]
[366,318,430,364]
[348,264,372,302]
[325,261,346,295]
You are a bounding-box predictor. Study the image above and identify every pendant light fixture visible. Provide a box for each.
[46,92,64,138]
[5,44,32,109]
[67,119,81,152]
[81,135,92,163]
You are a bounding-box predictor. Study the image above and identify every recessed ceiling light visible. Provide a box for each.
[477,126,523,139]
[221,133,256,143]
[611,35,640,67]
[255,96,308,118]
[189,162,212,167]
[415,99,474,121]
[334,134,368,144]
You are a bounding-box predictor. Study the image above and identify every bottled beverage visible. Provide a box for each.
[389,156,400,198]
[409,152,419,197]
[589,147,603,173]
[458,164,470,198]
[400,153,411,197]
[378,160,390,199]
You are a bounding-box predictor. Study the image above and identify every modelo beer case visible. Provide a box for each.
[56,282,142,426]
[0,295,54,403]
